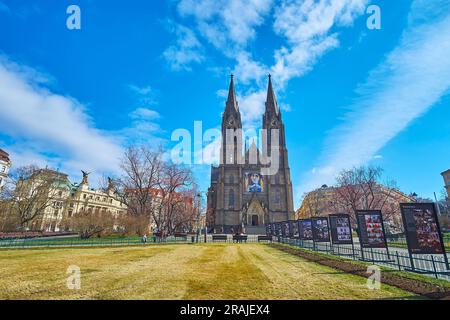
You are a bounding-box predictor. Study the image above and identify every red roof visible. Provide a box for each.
[0,149,10,162]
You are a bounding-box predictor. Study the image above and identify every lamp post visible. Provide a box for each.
[195,191,208,243]
[194,193,200,243]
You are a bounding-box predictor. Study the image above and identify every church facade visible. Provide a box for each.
[206,75,295,234]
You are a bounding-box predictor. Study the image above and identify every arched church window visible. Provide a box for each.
[228,189,235,209]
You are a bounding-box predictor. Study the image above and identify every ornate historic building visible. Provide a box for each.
[0,149,11,190]
[207,75,295,234]
[23,170,126,232]
[66,172,127,222]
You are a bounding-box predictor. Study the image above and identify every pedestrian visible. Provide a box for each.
[142,234,147,244]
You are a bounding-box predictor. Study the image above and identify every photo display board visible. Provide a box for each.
[266,223,272,236]
[400,203,445,255]
[276,223,283,236]
[290,220,300,238]
[356,210,387,248]
[271,223,277,236]
[311,217,330,242]
[281,221,290,237]
[329,214,353,245]
[299,219,313,240]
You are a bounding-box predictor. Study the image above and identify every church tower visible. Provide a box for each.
[262,75,295,222]
[220,74,243,165]
[214,75,244,232]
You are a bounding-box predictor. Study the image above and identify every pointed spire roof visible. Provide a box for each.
[225,74,239,113]
[245,139,260,164]
[265,74,279,115]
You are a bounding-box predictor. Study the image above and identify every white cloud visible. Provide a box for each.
[269,0,368,87]
[177,0,273,54]
[130,107,160,120]
[120,107,164,146]
[163,22,204,71]
[273,0,366,44]
[232,52,268,85]
[238,90,267,127]
[0,56,124,178]
[299,0,450,196]
[128,84,158,106]
[216,89,228,98]
[172,0,368,125]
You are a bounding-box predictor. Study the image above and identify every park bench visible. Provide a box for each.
[232,235,248,243]
[173,233,188,241]
[212,235,228,242]
[258,235,273,242]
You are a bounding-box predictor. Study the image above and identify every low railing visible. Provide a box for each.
[205,234,272,243]
[278,237,450,281]
[0,235,189,249]
[386,234,450,250]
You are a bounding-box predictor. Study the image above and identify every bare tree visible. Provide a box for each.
[0,200,19,231]
[154,163,194,234]
[115,214,150,237]
[333,166,406,230]
[1,166,65,229]
[167,191,198,234]
[114,146,163,217]
[114,146,197,235]
[438,188,450,215]
[62,210,115,239]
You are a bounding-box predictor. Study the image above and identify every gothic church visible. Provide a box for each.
[206,75,295,234]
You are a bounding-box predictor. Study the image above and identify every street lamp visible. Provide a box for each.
[194,191,209,243]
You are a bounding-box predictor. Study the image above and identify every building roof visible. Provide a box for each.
[0,149,10,163]
[441,169,450,175]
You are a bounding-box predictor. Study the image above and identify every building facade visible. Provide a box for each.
[0,149,12,190]
[442,169,450,199]
[66,173,127,222]
[207,76,295,234]
[23,170,126,232]
[21,169,74,232]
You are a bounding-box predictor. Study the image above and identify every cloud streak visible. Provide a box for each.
[163,22,205,71]
[300,0,450,196]
[168,0,369,127]
[0,56,124,176]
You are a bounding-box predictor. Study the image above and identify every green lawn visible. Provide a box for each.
[0,244,422,300]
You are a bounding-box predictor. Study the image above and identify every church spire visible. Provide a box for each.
[265,74,279,116]
[225,74,239,113]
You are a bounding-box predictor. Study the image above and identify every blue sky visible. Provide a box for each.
[1,0,449,207]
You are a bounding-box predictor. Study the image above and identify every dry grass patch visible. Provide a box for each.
[0,244,422,300]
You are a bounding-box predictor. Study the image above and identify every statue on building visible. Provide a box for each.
[81,170,90,185]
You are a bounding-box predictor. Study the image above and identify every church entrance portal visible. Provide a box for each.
[251,215,259,226]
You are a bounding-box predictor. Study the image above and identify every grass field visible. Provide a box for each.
[0,244,423,300]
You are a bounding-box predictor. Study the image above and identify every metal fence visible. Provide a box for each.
[278,237,450,281]
[0,235,189,249]
[386,234,450,249]
[203,234,273,243]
